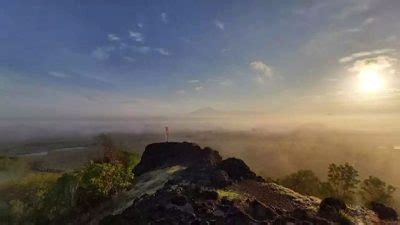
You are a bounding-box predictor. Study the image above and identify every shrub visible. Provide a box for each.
[279,170,322,196]
[119,151,141,173]
[360,176,396,206]
[78,162,133,201]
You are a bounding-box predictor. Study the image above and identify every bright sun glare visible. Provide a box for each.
[358,67,385,93]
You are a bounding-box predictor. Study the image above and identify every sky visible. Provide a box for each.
[1,0,400,119]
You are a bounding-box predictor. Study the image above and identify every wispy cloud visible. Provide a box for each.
[339,49,396,63]
[49,71,70,79]
[123,56,135,63]
[188,79,199,83]
[363,17,375,25]
[348,55,397,74]
[107,33,120,42]
[130,46,151,54]
[176,89,186,95]
[91,46,115,60]
[161,12,168,23]
[250,61,273,83]
[137,23,143,28]
[336,0,372,19]
[195,86,203,91]
[129,31,144,42]
[155,48,171,56]
[215,19,224,30]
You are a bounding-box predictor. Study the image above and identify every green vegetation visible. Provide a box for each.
[278,163,396,207]
[360,176,396,206]
[326,163,360,202]
[0,135,141,224]
[216,189,242,201]
[279,170,322,196]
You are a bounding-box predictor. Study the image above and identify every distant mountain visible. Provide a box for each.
[188,107,222,116]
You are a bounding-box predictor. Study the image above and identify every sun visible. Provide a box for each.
[357,67,385,93]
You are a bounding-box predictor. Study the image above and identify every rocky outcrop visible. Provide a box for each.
[218,158,264,182]
[133,142,222,176]
[100,142,394,225]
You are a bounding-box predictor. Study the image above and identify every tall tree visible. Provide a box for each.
[360,176,396,206]
[327,163,360,202]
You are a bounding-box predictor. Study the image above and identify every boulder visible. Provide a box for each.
[217,158,264,182]
[370,202,398,221]
[246,199,276,221]
[133,142,222,176]
[318,197,348,223]
[319,197,347,213]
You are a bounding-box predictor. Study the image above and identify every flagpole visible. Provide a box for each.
[165,126,169,142]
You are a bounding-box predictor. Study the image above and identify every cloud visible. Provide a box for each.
[348,55,397,74]
[130,46,151,54]
[188,80,199,83]
[336,0,372,19]
[129,31,144,42]
[137,23,143,28]
[215,19,224,30]
[123,56,135,62]
[107,34,120,42]
[155,48,171,56]
[219,79,234,86]
[339,49,396,63]
[91,46,115,60]
[176,90,186,95]
[250,61,273,83]
[161,12,168,23]
[195,86,203,91]
[49,71,70,78]
[363,17,375,25]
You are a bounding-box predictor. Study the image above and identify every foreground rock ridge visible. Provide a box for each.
[100,142,397,225]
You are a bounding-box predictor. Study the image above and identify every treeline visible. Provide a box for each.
[276,163,396,207]
[0,134,140,225]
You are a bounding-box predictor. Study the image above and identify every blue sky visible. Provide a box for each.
[1,0,400,118]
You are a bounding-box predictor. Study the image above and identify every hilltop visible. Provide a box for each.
[88,142,397,225]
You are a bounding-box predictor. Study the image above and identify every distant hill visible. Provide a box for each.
[188,107,222,117]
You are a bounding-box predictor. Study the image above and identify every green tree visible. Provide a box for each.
[78,162,132,199]
[360,176,396,206]
[327,163,360,202]
[280,170,322,196]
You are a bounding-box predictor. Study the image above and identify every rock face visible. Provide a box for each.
[101,142,395,225]
[218,158,264,182]
[133,142,222,176]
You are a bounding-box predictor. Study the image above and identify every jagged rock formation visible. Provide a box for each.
[100,142,398,225]
[133,142,222,176]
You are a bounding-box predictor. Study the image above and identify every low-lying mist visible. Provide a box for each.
[1,114,400,192]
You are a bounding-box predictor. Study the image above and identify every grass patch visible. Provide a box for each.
[216,189,242,201]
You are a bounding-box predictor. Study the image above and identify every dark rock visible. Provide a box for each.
[292,208,311,221]
[133,142,222,176]
[198,190,219,201]
[211,169,232,187]
[170,194,187,206]
[246,199,276,221]
[218,158,264,182]
[318,197,348,223]
[370,201,398,221]
[319,197,346,214]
